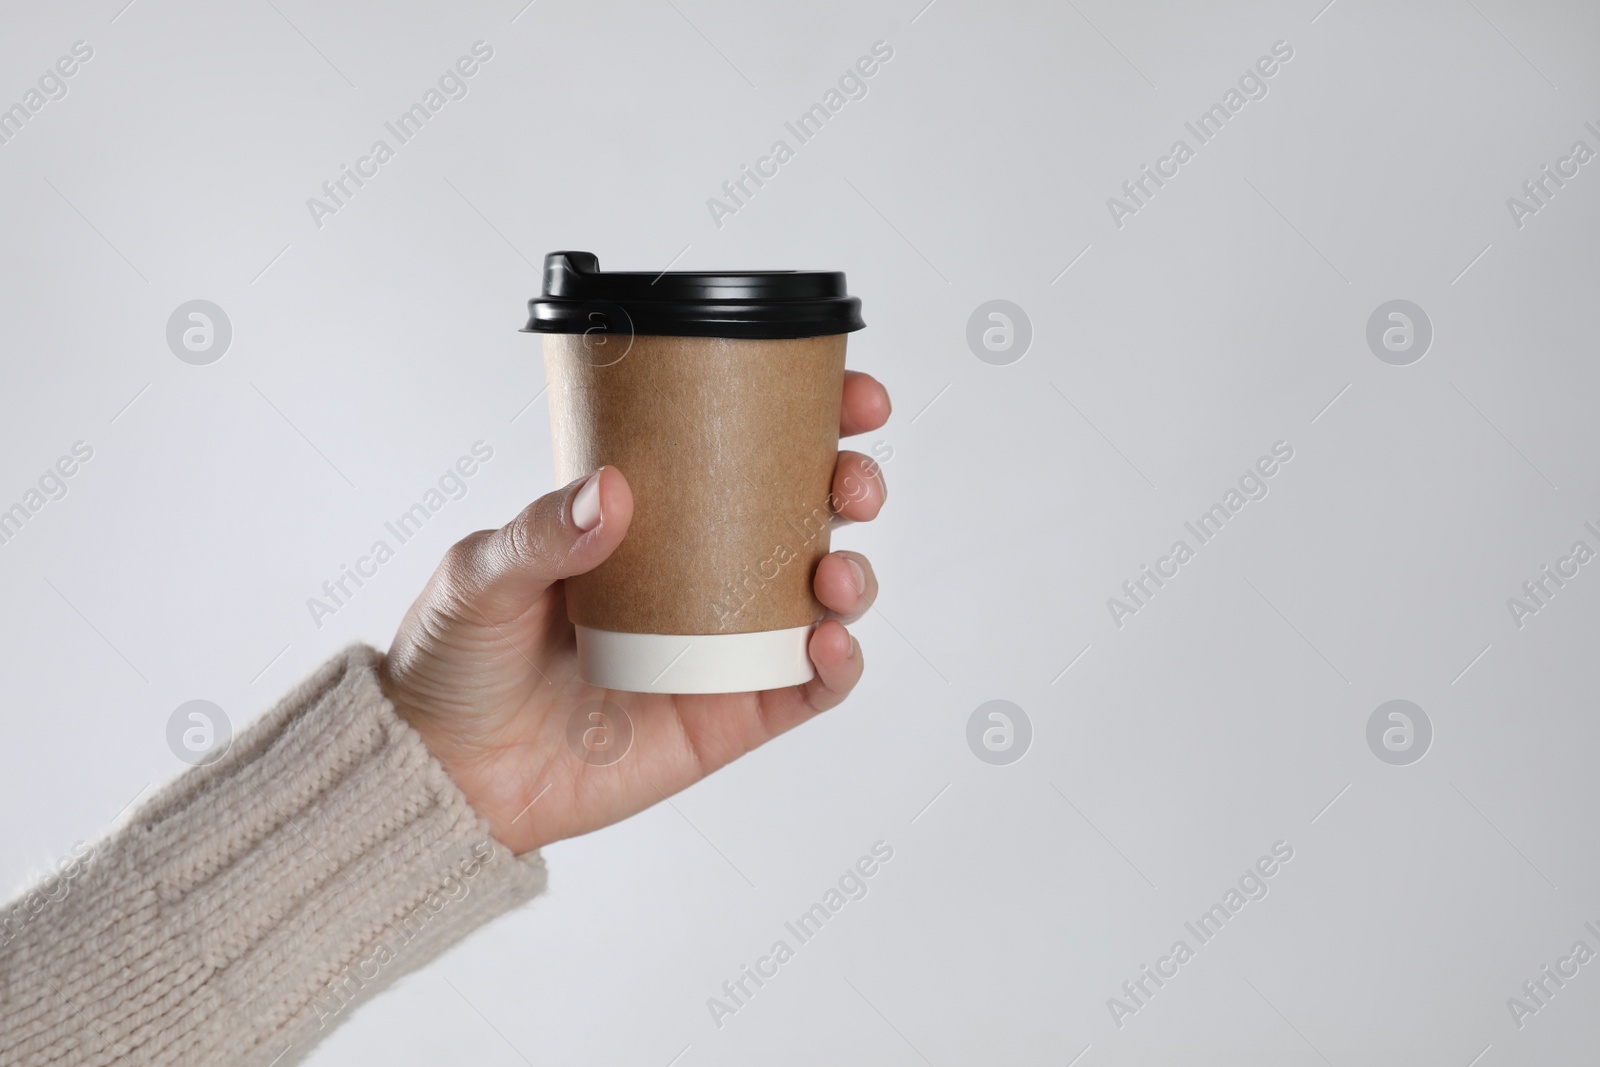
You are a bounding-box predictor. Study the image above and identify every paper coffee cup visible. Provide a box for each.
[524,251,865,694]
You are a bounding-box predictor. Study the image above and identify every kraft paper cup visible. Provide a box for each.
[524,251,865,694]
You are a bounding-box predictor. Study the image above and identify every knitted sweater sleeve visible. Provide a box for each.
[0,645,549,1067]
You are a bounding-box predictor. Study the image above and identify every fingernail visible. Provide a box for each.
[572,470,603,532]
[846,558,866,597]
[846,635,858,660]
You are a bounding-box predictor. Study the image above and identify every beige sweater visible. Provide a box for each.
[0,646,548,1066]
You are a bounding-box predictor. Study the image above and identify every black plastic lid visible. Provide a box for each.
[523,251,865,339]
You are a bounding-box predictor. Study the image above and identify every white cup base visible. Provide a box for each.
[576,625,816,694]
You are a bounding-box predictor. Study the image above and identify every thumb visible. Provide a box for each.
[442,466,633,623]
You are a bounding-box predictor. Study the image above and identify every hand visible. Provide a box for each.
[380,371,890,855]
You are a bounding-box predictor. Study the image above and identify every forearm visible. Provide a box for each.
[0,646,546,1067]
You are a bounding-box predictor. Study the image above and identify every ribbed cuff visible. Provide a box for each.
[0,645,547,1067]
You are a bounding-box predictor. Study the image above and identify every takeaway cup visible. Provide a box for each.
[524,251,865,694]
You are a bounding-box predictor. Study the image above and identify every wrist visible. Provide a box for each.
[376,664,543,856]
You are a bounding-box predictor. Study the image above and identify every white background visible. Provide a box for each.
[4,0,1600,1063]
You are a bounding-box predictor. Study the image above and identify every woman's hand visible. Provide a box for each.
[380,372,890,855]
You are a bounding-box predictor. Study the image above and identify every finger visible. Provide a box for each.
[751,621,863,737]
[663,622,861,788]
[438,466,634,622]
[830,450,886,523]
[840,371,890,437]
[814,551,877,624]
